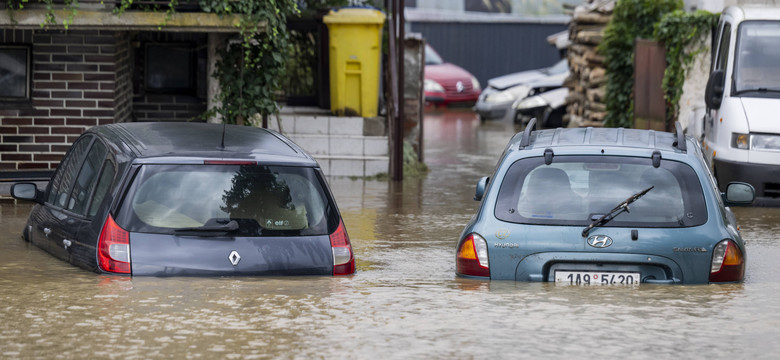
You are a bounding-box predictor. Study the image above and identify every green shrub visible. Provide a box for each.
[599,0,682,128]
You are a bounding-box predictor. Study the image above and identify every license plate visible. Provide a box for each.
[555,271,640,286]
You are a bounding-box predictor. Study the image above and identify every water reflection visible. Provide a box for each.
[1,109,780,358]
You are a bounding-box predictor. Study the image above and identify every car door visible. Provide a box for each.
[63,140,113,269]
[30,135,95,262]
[704,20,732,146]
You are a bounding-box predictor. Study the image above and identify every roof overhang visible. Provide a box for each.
[0,9,255,33]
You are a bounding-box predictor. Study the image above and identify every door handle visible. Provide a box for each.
[62,239,72,250]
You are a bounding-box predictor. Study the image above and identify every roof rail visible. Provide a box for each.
[518,118,538,149]
[673,121,687,153]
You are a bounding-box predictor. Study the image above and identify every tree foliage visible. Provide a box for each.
[599,0,682,128]
[653,10,719,125]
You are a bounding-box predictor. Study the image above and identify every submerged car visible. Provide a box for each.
[474,59,568,121]
[457,120,755,284]
[11,122,355,276]
[424,44,481,107]
[513,87,569,128]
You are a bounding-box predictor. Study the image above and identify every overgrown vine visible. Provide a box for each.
[599,0,682,128]
[653,9,719,126]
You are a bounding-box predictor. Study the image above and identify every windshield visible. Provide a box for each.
[425,45,444,65]
[495,156,707,227]
[734,21,780,95]
[116,164,338,236]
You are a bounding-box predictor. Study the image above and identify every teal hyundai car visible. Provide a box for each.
[457,120,755,284]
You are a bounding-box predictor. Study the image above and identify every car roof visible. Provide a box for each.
[89,122,317,166]
[515,127,684,153]
[726,5,780,22]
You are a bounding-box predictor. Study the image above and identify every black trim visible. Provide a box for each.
[0,170,54,181]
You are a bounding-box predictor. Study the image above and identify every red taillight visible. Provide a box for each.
[330,220,355,276]
[456,233,490,278]
[98,214,131,274]
[710,239,745,283]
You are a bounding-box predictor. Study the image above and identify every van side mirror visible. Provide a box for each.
[722,182,755,206]
[705,69,725,110]
[474,177,489,201]
[11,183,44,204]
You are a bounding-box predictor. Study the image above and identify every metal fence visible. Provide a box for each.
[409,19,568,86]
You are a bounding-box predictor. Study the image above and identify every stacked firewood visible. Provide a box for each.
[564,0,615,127]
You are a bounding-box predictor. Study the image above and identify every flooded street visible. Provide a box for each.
[2,108,780,358]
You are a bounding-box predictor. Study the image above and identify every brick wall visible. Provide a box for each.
[114,32,134,124]
[0,29,122,172]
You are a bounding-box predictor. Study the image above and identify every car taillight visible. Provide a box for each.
[456,233,489,278]
[98,214,131,274]
[710,239,745,283]
[330,220,355,276]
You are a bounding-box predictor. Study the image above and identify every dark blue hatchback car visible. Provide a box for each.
[12,122,355,276]
[457,121,755,285]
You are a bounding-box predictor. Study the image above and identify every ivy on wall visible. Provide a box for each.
[598,0,682,128]
[653,10,719,126]
[5,0,301,125]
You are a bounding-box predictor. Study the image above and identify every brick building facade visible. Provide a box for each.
[0,29,133,173]
[0,8,239,178]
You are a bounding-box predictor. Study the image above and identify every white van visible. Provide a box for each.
[703,5,780,206]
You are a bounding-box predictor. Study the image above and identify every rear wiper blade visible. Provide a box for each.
[175,220,239,232]
[581,186,654,237]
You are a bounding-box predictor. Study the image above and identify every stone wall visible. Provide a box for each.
[563,0,613,128]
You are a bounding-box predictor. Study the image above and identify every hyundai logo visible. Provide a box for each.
[587,235,613,248]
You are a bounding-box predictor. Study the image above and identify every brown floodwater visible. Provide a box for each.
[1,108,779,358]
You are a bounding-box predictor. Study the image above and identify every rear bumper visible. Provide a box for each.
[511,252,690,284]
[713,158,780,206]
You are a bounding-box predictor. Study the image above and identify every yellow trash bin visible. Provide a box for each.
[323,8,385,117]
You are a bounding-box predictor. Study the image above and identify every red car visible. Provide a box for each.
[424,44,481,106]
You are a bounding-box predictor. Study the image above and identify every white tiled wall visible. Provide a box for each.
[277,114,389,177]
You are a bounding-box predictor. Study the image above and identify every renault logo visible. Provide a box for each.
[587,235,613,248]
[228,250,241,266]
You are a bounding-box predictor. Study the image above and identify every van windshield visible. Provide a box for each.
[734,21,780,96]
[116,164,338,236]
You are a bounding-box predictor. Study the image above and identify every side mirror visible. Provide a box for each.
[11,183,43,204]
[722,182,755,206]
[704,69,725,110]
[474,177,489,201]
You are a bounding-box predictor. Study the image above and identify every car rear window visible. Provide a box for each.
[495,156,707,227]
[116,164,338,236]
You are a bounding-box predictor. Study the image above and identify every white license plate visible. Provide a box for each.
[555,271,640,286]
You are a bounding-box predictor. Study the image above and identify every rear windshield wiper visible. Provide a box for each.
[581,186,654,237]
[175,220,239,233]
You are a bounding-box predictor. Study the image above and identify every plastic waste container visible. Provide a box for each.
[323,7,385,117]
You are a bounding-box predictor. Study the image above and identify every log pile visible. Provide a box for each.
[564,0,615,127]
